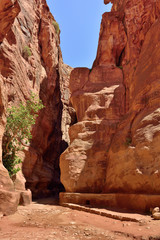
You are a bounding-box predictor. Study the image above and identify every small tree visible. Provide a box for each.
[22,46,32,60]
[52,20,60,34]
[2,93,44,177]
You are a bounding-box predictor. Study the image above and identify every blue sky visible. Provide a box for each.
[46,0,112,68]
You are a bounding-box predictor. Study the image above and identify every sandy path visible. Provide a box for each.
[0,198,159,240]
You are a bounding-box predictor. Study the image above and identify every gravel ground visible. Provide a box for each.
[0,198,159,240]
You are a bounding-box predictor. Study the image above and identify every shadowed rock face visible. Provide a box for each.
[0,0,71,213]
[13,0,72,198]
[60,0,160,195]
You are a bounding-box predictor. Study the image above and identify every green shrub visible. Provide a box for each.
[125,137,132,146]
[52,20,60,34]
[118,65,123,70]
[22,45,32,59]
[2,93,44,177]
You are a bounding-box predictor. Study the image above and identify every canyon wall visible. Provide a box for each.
[0,0,21,216]
[1,0,160,214]
[60,0,160,197]
[0,0,71,214]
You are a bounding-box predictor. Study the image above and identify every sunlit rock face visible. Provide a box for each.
[0,0,21,215]
[60,65,125,193]
[0,0,71,213]
[0,0,20,43]
[60,0,160,195]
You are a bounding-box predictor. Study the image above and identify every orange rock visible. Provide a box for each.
[0,0,20,216]
[0,0,20,42]
[93,11,127,67]
[60,64,125,192]
[0,0,71,211]
[106,18,160,194]
[70,68,90,94]
[60,0,160,203]
[0,189,19,216]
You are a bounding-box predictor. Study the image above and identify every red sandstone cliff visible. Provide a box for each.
[2,0,160,215]
[0,0,71,214]
[0,0,21,216]
[60,0,160,198]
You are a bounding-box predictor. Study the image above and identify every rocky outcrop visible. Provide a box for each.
[0,0,20,43]
[0,0,71,214]
[104,0,160,194]
[60,0,160,200]
[0,0,21,215]
[60,66,125,192]
[19,0,72,197]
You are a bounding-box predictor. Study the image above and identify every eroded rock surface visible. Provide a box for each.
[0,0,20,42]
[60,65,125,192]
[105,0,160,194]
[60,0,160,199]
[0,0,21,215]
[0,0,71,214]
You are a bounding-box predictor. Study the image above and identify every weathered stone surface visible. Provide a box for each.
[152,212,160,220]
[60,192,160,213]
[60,64,73,145]
[60,0,160,203]
[152,207,160,216]
[0,189,19,216]
[0,0,21,216]
[105,7,160,194]
[0,0,20,42]
[108,1,160,195]
[61,203,145,222]
[0,165,14,192]
[18,189,32,206]
[60,64,125,192]
[0,0,71,213]
[69,68,90,94]
[93,11,127,67]
[15,0,71,197]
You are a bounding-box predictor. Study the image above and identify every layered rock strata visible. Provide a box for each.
[0,0,21,215]
[0,0,71,214]
[0,0,20,43]
[60,0,160,201]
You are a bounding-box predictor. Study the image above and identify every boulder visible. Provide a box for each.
[152,212,160,220]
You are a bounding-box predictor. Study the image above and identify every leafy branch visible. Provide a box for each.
[2,93,44,177]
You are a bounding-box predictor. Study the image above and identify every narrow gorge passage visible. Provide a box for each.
[1,2,160,240]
